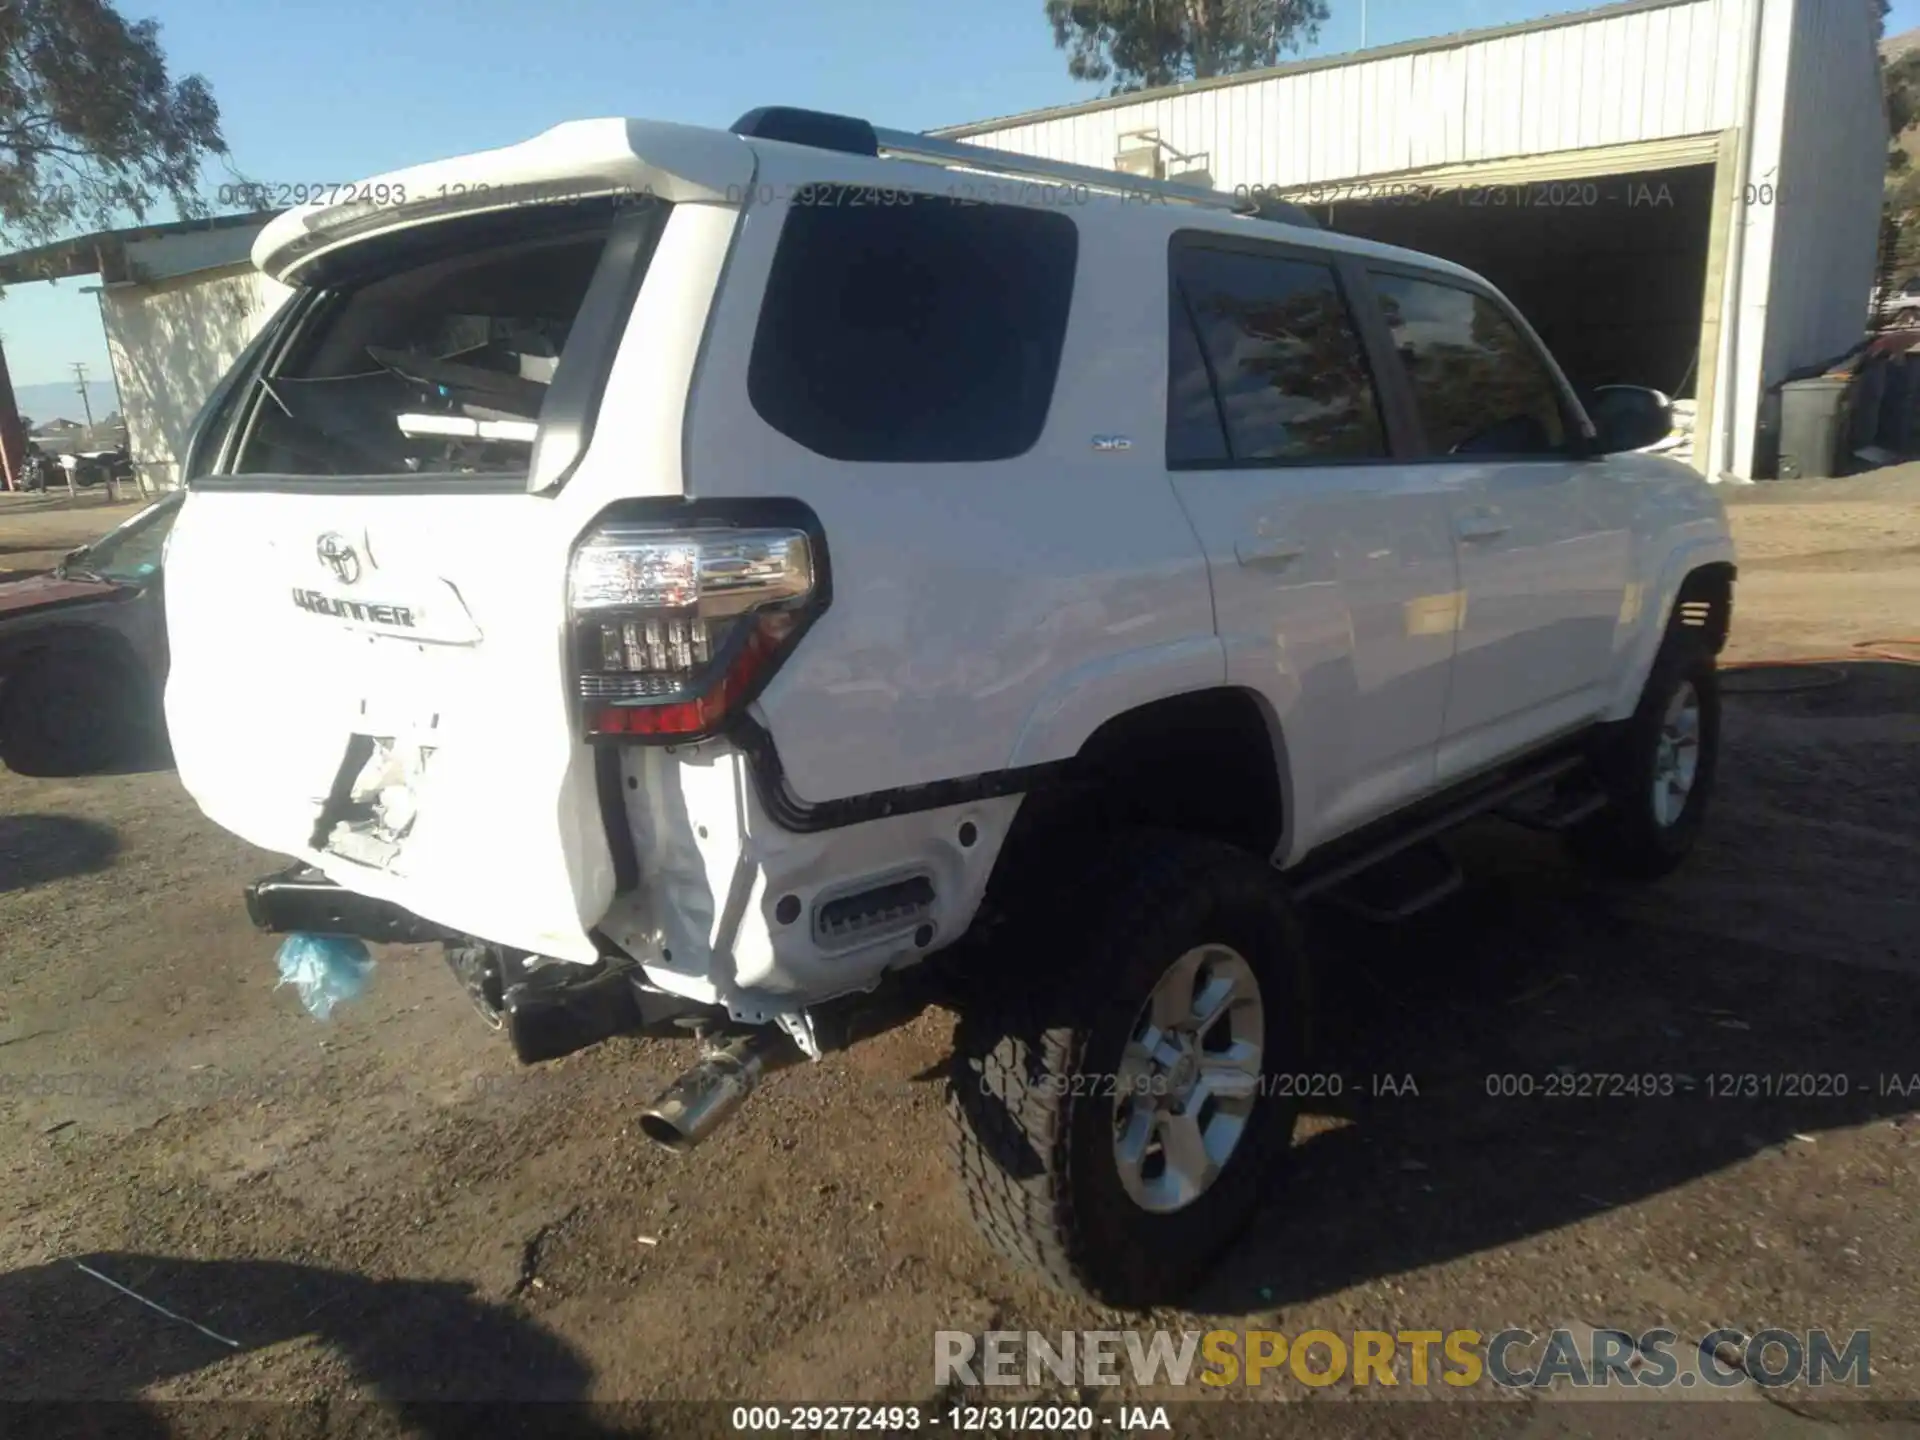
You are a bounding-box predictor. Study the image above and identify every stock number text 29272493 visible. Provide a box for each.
[217,181,410,209]
[215,179,667,211]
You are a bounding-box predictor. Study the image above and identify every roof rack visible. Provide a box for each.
[728,106,1317,229]
[874,128,1317,229]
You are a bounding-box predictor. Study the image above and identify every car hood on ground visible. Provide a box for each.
[0,572,117,617]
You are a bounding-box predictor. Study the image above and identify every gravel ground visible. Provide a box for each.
[0,493,152,580]
[1,470,1917,1438]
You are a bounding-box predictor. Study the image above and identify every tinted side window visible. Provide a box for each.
[748,191,1078,463]
[1170,244,1385,464]
[1167,284,1229,462]
[1370,273,1567,456]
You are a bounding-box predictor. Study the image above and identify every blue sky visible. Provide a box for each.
[4,0,1917,399]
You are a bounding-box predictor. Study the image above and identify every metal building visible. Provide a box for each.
[938,0,1886,481]
[0,212,290,493]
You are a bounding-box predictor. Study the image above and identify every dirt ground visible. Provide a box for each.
[1,471,1917,1437]
[0,492,152,580]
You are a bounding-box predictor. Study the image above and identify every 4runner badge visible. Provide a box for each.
[291,589,417,628]
[316,532,361,585]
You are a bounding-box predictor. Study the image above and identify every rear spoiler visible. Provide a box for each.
[251,118,756,284]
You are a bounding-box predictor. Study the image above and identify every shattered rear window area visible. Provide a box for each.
[231,212,625,478]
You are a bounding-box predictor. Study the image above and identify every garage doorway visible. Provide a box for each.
[1305,143,1726,469]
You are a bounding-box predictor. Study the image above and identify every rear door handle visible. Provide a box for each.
[1456,510,1509,542]
[1235,536,1306,568]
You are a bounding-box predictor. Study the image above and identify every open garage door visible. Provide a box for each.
[1306,136,1727,471]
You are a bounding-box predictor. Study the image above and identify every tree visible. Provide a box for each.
[1884,48,1920,227]
[0,0,226,249]
[1879,38,1920,302]
[1046,0,1330,95]
[1888,48,1920,173]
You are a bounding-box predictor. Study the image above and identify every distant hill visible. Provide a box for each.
[1884,25,1920,61]
[11,378,119,427]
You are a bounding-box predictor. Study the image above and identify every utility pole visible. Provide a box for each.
[69,361,115,499]
[71,361,95,430]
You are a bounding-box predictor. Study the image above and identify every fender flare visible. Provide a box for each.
[1004,635,1229,770]
[1603,536,1737,721]
[1007,641,1299,861]
[729,637,1295,839]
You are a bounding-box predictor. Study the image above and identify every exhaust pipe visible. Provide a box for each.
[639,1029,800,1153]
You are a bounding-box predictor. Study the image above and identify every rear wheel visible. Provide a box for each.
[1568,633,1720,879]
[0,646,150,776]
[947,831,1311,1306]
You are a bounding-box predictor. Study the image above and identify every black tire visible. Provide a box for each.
[1567,633,1720,879]
[0,646,149,776]
[946,830,1312,1307]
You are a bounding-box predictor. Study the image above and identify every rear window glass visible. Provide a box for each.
[228,209,630,477]
[747,190,1078,463]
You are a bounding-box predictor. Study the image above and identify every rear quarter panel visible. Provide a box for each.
[679,156,1221,803]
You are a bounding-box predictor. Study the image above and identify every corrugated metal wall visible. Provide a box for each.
[98,265,292,492]
[947,0,1753,188]
[950,0,1889,480]
[1762,0,1883,382]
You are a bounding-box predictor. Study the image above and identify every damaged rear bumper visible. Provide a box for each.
[244,862,713,1063]
[244,863,460,944]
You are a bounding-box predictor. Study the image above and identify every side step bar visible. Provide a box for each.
[1320,841,1463,922]
[1290,752,1589,903]
[1498,782,1608,833]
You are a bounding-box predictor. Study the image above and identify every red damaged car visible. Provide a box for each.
[0,491,179,775]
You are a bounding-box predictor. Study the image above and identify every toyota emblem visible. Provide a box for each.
[317,532,361,585]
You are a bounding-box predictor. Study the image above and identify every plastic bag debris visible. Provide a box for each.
[274,933,375,1020]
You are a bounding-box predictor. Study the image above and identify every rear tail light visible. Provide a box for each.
[567,522,818,741]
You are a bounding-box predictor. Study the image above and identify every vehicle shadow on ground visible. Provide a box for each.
[1184,665,1920,1314]
[0,1253,641,1436]
[0,813,119,894]
[1191,844,1920,1314]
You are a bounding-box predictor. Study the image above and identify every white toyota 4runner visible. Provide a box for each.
[164,107,1736,1305]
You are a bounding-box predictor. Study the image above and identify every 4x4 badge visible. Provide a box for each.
[1092,435,1133,452]
[316,532,361,585]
